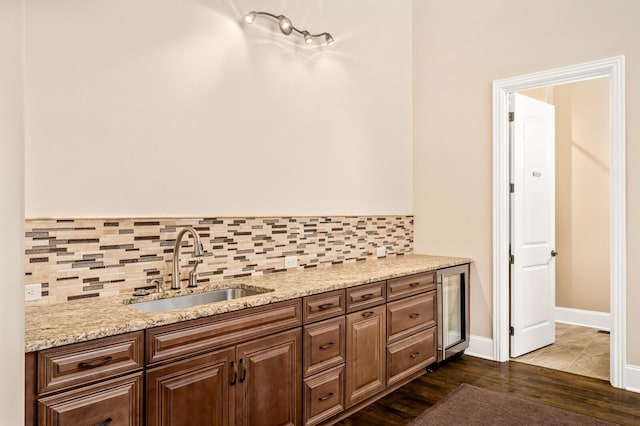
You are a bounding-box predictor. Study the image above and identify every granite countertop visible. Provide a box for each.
[25,254,471,353]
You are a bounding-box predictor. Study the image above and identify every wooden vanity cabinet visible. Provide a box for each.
[26,331,144,426]
[146,347,235,426]
[344,305,386,409]
[37,373,142,426]
[302,293,347,426]
[145,300,303,426]
[235,329,302,426]
[146,329,301,426]
[26,266,466,425]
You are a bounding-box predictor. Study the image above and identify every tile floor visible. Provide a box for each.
[511,322,610,381]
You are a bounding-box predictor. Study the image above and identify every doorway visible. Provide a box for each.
[510,78,611,381]
[491,56,626,388]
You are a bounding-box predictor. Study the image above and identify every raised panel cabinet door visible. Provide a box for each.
[145,347,235,426]
[303,316,345,377]
[38,372,142,426]
[344,306,386,408]
[235,328,302,426]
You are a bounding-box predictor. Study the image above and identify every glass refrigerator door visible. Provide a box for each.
[442,273,464,348]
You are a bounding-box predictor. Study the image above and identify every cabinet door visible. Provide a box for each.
[345,306,386,408]
[303,316,345,377]
[235,328,302,426]
[146,347,235,426]
[38,372,142,426]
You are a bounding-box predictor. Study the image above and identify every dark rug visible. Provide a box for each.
[408,384,617,425]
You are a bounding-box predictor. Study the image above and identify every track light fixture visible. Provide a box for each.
[244,11,335,46]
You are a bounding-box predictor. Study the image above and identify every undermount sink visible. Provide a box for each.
[129,287,273,312]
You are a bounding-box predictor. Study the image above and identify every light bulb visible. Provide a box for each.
[325,33,335,46]
[278,15,292,35]
[303,31,313,44]
[244,11,256,24]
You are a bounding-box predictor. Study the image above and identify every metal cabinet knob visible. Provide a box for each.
[551,250,558,257]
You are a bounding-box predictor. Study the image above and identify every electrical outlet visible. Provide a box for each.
[284,255,298,269]
[376,247,386,257]
[25,283,42,301]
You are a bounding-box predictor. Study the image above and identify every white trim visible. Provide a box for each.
[625,365,640,393]
[492,56,626,389]
[465,335,494,360]
[555,307,611,331]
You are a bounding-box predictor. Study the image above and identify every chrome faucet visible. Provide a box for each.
[171,226,205,290]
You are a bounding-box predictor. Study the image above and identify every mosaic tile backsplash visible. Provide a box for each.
[25,216,413,304]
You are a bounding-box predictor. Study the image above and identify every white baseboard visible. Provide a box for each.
[465,335,495,361]
[555,307,611,331]
[625,364,640,393]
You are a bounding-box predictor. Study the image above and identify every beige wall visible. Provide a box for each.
[413,0,640,364]
[0,0,25,422]
[24,0,413,218]
[554,79,610,313]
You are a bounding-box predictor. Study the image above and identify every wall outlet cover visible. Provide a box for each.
[25,283,42,301]
[284,255,298,269]
[376,247,386,257]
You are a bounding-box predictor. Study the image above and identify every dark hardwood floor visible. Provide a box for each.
[337,355,640,425]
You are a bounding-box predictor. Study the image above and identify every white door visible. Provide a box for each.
[510,93,557,358]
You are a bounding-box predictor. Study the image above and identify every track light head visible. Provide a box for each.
[244,11,256,24]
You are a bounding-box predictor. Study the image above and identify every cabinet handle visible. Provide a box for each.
[409,282,421,288]
[318,303,334,310]
[95,418,112,426]
[360,293,374,300]
[319,342,334,350]
[78,356,113,368]
[239,358,247,383]
[318,392,334,401]
[361,311,374,318]
[409,313,421,319]
[409,352,420,359]
[230,361,238,385]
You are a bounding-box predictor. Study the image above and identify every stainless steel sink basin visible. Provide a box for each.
[130,287,273,312]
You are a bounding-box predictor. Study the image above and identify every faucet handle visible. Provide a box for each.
[187,259,203,288]
[151,278,164,294]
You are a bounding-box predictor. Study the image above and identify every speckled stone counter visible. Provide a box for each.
[25,254,471,352]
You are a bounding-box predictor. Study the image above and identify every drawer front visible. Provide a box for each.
[387,292,436,343]
[303,365,345,426]
[38,332,144,395]
[146,299,302,365]
[38,372,142,426]
[386,328,436,386]
[304,317,345,377]
[387,271,436,302]
[303,290,346,324]
[346,281,386,313]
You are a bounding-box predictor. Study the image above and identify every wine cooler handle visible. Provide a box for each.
[436,279,447,362]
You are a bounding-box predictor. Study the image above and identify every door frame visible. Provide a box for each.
[492,56,626,388]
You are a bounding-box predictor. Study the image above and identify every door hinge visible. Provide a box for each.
[509,112,515,122]
[509,254,514,265]
[510,183,514,193]
[509,326,514,336]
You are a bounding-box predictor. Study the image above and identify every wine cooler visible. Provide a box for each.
[436,264,470,362]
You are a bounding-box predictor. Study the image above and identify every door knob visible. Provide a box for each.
[551,250,558,257]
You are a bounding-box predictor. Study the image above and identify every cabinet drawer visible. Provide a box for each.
[303,290,345,324]
[304,316,345,377]
[346,281,386,313]
[38,332,144,395]
[37,372,142,426]
[387,271,436,301]
[386,328,436,386]
[387,292,436,343]
[146,299,302,365]
[303,365,345,426]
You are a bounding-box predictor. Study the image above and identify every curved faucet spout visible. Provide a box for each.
[172,226,205,290]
